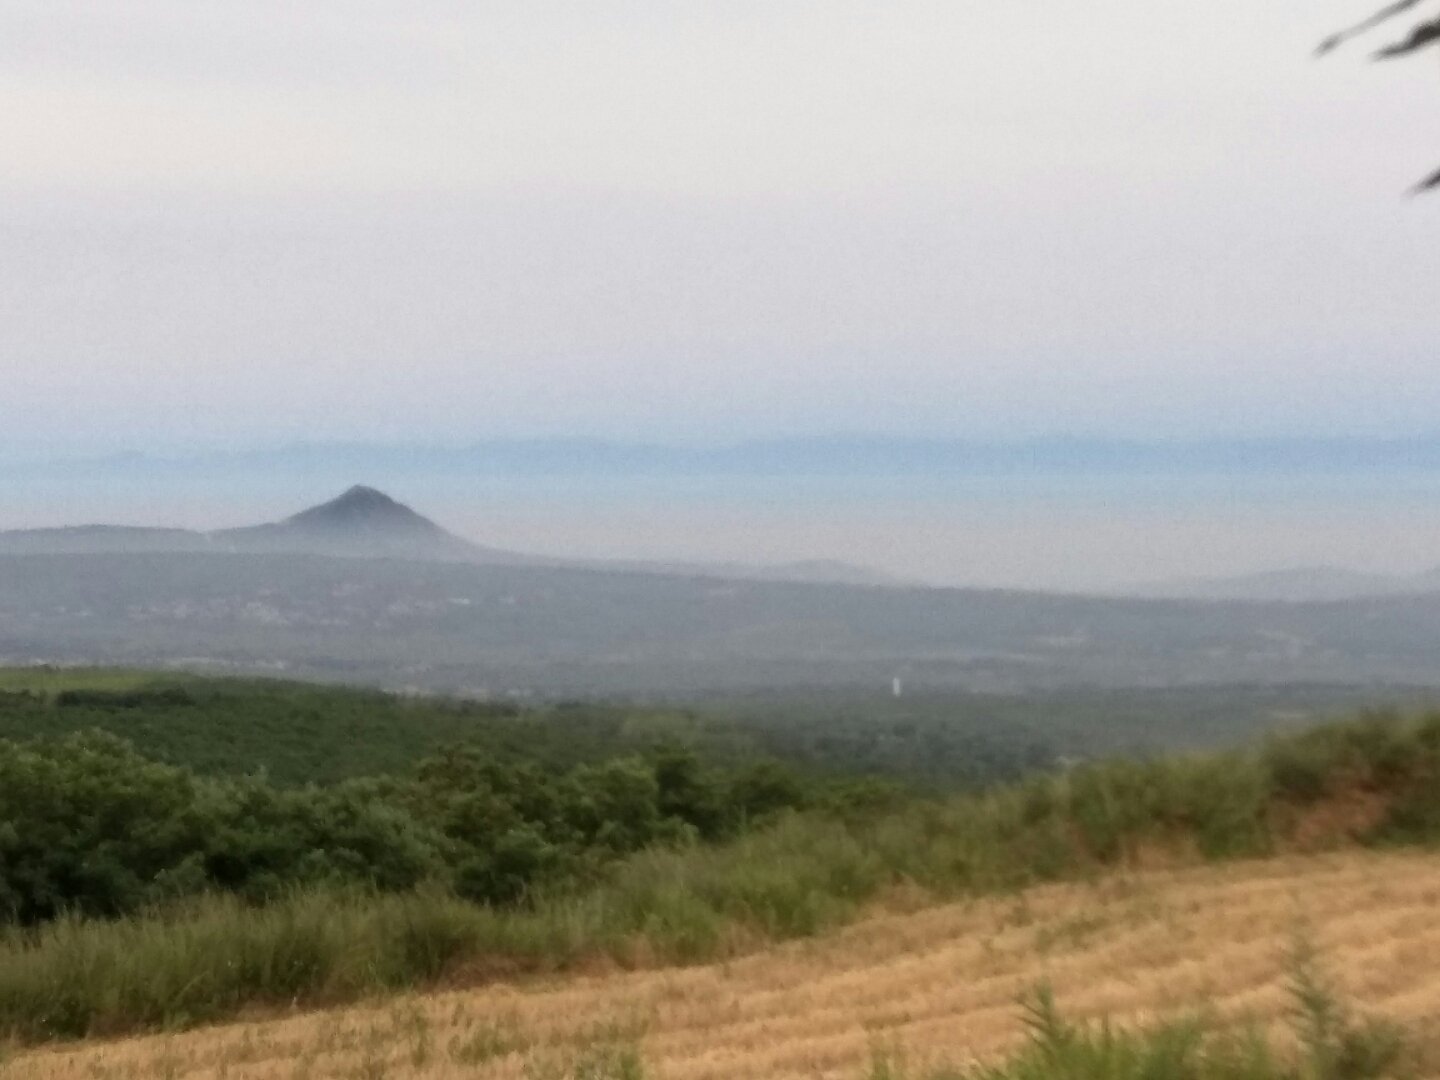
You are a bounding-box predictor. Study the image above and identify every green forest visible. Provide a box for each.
[0,667,1412,790]
[0,668,1427,928]
[0,679,904,924]
[2,667,1440,1047]
[0,669,1043,788]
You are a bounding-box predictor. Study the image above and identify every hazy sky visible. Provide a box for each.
[3,0,1438,456]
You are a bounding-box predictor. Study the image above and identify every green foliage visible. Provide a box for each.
[2,674,1440,1046]
[1057,753,1272,862]
[0,668,1063,793]
[3,706,1440,1045]
[0,732,206,922]
[0,674,536,787]
[1287,939,1407,1080]
[1262,710,1440,848]
[0,732,448,921]
[883,974,1409,1079]
[0,715,823,922]
[5,667,1412,797]
[1264,710,1416,803]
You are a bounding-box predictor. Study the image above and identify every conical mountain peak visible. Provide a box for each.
[284,486,439,535]
[204,485,507,561]
[339,484,388,502]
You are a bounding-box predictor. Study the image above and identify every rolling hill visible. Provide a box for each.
[1129,564,1440,602]
[5,548,1440,694]
[11,850,1436,1079]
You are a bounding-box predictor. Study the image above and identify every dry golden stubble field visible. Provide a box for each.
[9,849,1440,1080]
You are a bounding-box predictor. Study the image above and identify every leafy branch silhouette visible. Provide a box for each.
[1320,0,1440,191]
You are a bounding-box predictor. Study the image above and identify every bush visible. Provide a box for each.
[0,734,819,923]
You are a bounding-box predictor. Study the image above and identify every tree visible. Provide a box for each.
[1320,1,1440,191]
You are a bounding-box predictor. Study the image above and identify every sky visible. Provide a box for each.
[3,2,1440,588]
[2,0,1439,456]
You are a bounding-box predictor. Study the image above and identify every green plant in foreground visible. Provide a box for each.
[523,1041,648,1080]
[1287,937,1407,1080]
[871,963,1412,1080]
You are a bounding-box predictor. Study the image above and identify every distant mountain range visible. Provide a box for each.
[19,434,1440,478]
[11,484,1440,694]
[1128,565,1440,602]
[0,485,898,587]
[7,545,1440,695]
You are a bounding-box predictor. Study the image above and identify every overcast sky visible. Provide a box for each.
[2,0,1438,456]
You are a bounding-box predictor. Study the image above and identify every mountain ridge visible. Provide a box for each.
[1127,564,1440,602]
[208,484,517,563]
[0,486,898,587]
[26,434,1440,478]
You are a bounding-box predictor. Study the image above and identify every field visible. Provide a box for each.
[8,849,1439,1079]
[5,668,1440,1077]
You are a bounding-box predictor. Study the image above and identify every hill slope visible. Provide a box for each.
[0,524,212,554]
[10,551,1440,691]
[0,486,523,564]
[1130,564,1440,602]
[211,484,509,561]
[0,486,893,585]
[12,850,1439,1079]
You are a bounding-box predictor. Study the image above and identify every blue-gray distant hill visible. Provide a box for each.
[0,487,516,563]
[0,526,212,555]
[211,485,516,563]
[1128,566,1440,602]
[7,548,1440,694]
[33,434,1440,480]
[5,486,1440,694]
[0,485,898,587]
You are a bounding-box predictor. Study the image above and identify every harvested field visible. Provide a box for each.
[10,849,1440,1079]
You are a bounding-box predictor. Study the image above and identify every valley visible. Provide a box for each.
[9,547,1440,696]
[9,3,1436,1075]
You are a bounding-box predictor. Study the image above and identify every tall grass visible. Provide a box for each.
[869,952,1414,1080]
[3,710,1439,1045]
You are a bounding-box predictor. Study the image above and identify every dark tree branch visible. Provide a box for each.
[1321,1,1440,192]
[1318,0,1430,54]
[1412,164,1440,193]
[1373,16,1440,57]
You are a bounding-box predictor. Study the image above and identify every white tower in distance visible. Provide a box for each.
[892,676,903,698]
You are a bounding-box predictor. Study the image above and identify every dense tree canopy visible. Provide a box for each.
[0,730,844,922]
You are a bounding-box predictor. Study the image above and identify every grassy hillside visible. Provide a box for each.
[7,851,1437,1078]
[1,706,1439,1047]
